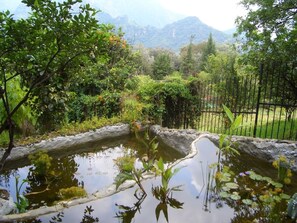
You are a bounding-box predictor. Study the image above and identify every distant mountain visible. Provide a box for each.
[98,14,232,51]
[85,0,185,28]
[10,1,232,51]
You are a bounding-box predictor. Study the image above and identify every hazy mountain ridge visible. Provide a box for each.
[98,13,231,51]
[87,0,185,28]
[10,1,232,51]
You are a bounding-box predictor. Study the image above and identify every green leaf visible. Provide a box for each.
[219,191,230,198]
[230,192,241,201]
[223,104,234,123]
[155,203,168,222]
[157,157,164,172]
[271,181,283,188]
[115,172,133,190]
[242,199,253,206]
[219,134,227,149]
[280,193,290,200]
[34,0,39,7]
[231,115,242,130]
[225,182,239,189]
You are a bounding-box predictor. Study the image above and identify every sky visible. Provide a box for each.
[0,0,246,31]
[160,0,246,31]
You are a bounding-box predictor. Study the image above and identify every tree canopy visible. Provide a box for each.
[0,0,112,168]
[236,0,297,62]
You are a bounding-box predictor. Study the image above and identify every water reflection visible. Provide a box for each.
[2,137,295,223]
[47,206,99,223]
[115,190,147,222]
[26,155,80,207]
[0,134,182,211]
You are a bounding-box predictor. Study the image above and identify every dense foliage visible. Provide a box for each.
[1,0,296,168]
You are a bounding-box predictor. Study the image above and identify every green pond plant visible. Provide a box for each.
[152,157,183,222]
[58,186,87,200]
[14,176,29,213]
[272,155,293,185]
[218,105,241,159]
[212,105,295,222]
[114,124,183,222]
[114,126,159,195]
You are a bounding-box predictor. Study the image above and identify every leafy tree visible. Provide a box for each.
[200,33,216,71]
[0,0,103,169]
[236,0,297,117]
[204,51,237,82]
[151,53,172,80]
[236,0,297,63]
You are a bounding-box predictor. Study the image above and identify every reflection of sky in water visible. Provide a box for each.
[73,146,124,193]
[0,166,31,203]
[0,146,126,204]
[0,134,182,210]
[39,138,235,223]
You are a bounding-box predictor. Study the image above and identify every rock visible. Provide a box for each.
[0,188,9,200]
[0,123,131,163]
[150,125,297,172]
[0,188,16,215]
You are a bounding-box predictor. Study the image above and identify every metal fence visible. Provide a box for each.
[190,63,297,141]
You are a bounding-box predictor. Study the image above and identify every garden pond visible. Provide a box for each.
[0,132,296,223]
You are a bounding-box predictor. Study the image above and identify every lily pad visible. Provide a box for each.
[271,181,283,188]
[230,193,241,201]
[219,191,230,198]
[225,182,239,189]
[242,199,253,205]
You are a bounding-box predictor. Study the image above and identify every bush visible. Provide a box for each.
[136,74,202,128]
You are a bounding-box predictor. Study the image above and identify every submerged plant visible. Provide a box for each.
[14,176,29,213]
[59,186,87,200]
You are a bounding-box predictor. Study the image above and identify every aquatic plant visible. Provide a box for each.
[114,127,159,194]
[14,176,29,213]
[218,105,241,160]
[152,158,183,222]
[272,155,293,185]
[59,186,87,200]
[114,149,146,194]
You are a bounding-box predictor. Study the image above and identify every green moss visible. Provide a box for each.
[59,186,87,200]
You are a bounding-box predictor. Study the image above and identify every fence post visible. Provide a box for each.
[253,63,264,137]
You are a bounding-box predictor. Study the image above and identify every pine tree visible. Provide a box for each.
[200,33,216,71]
